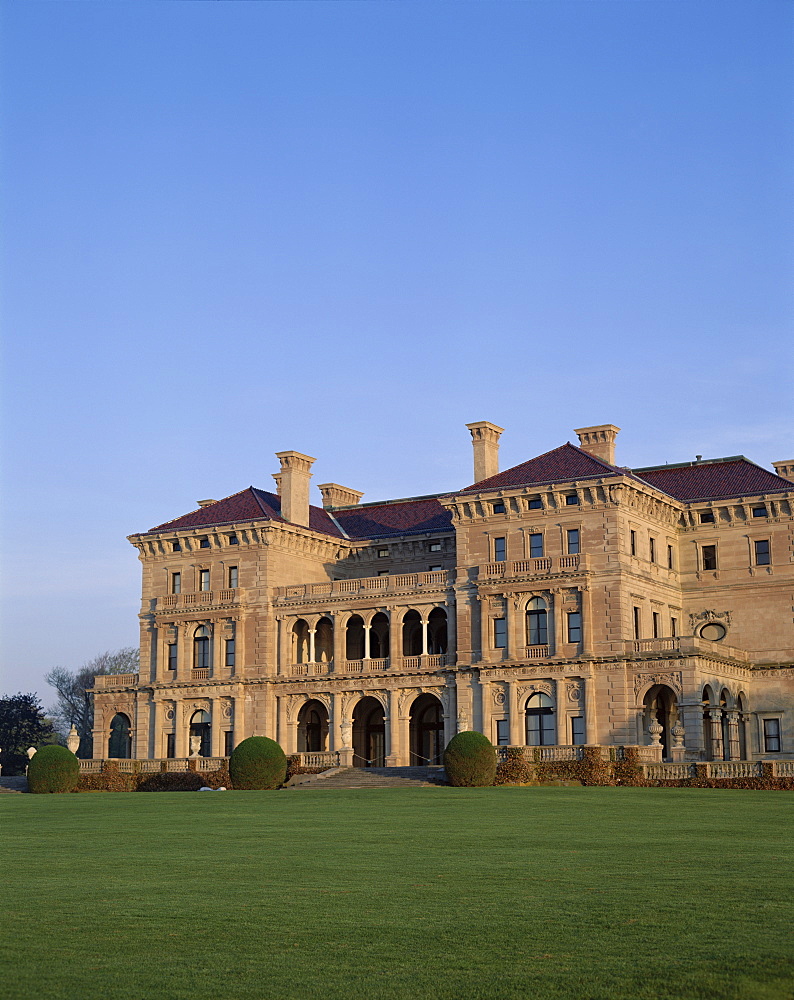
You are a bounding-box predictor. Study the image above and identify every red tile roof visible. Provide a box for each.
[635,460,792,502]
[147,487,345,538]
[460,443,626,493]
[333,497,453,539]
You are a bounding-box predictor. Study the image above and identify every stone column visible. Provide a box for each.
[421,616,429,656]
[442,681,456,749]
[726,711,741,760]
[210,699,222,757]
[333,614,346,672]
[389,608,403,668]
[174,701,188,759]
[384,692,396,766]
[277,618,290,675]
[363,619,371,660]
[445,602,456,664]
[150,699,163,759]
[709,710,724,761]
[479,678,492,743]
[308,627,316,665]
[584,671,597,744]
[508,681,522,746]
[479,597,489,663]
[551,589,563,656]
[581,587,593,655]
[507,596,521,660]
[277,695,288,750]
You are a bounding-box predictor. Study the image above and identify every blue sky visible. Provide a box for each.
[2,1,792,703]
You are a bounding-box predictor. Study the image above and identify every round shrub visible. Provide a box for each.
[443,731,497,787]
[229,736,287,790]
[27,744,80,794]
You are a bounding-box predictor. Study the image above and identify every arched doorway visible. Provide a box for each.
[315,617,333,663]
[346,615,365,661]
[402,610,422,656]
[369,612,390,659]
[525,693,555,746]
[702,685,718,760]
[409,694,444,764]
[108,712,132,758]
[427,609,447,654]
[189,710,211,757]
[292,620,310,663]
[297,700,329,752]
[643,684,679,760]
[352,697,385,767]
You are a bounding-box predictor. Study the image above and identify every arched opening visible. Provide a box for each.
[402,610,422,656]
[189,710,211,757]
[526,597,548,647]
[108,712,132,759]
[525,693,555,746]
[427,608,448,654]
[297,699,329,752]
[737,692,748,759]
[369,612,390,659]
[345,615,365,661]
[409,694,444,764]
[194,625,211,672]
[315,617,333,663]
[292,619,310,664]
[720,689,732,761]
[352,697,385,767]
[643,684,679,760]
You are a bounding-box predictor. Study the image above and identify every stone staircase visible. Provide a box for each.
[0,776,28,793]
[287,766,447,790]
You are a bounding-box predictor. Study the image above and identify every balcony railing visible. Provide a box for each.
[276,571,452,602]
[286,654,451,676]
[93,673,139,689]
[480,556,586,579]
[523,645,550,659]
[158,589,239,610]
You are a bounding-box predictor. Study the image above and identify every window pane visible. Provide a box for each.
[228,566,238,588]
[494,537,506,561]
[752,506,767,518]
[630,530,636,555]
[494,618,507,649]
[567,612,581,643]
[566,529,579,555]
[225,638,235,667]
[496,719,509,746]
[754,540,770,566]
[528,498,542,509]
[763,719,781,752]
[527,611,547,645]
[199,570,210,591]
[529,533,543,557]
[168,644,177,670]
[565,494,579,505]
[571,717,585,745]
[171,572,181,594]
[702,546,717,571]
[492,502,505,514]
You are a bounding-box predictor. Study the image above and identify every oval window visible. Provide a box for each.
[700,623,726,641]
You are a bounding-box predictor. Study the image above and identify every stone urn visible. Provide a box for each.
[671,721,685,748]
[66,725,80,754]
[189,734,201,758]
[648,719,663,746]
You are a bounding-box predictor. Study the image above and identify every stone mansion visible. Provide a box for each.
[92,423,794,767]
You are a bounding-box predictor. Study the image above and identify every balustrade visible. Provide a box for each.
[277,570,452,602]
[93,673,138,689]
[524,645,550,659]
[480,556,582,579]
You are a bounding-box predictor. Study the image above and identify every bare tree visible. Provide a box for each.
[46,648,139,758]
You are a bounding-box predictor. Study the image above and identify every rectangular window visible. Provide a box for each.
[763,719,781,753]
[754,539,771,566]
[199,569,210,591]
[166,733,175,759]
[492,501,505,514]
[167,644,177,671]
[633,607,641,640]
[752,506,767,518]
[172,540,181,552]
[494,537,506,562]
[565,494,579,506]
[429,541,442,552]
[171,572,181,595]
[671,617,678,638]
[702,545,717,571]
[495,719,509,746]
[652,611,660,638]
[494,618,507,649]
[228,533,239,545]
[630,530,636,556]
[529,533,543,558]
[699,510,714,524]
[378,570,389,576]
[199,536,210,548]
[377,548,389,558]
[567,612,582,643]
[224,731,234,756]
[528,497,542,509]
[649,537,656,563]
[667,545,674,570]
[225,638,235,668]
[228,566,238,588]
[429,564,442,571]
[571,717,585,746]
[566,529,580,555]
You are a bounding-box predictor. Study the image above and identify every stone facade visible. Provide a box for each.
[92,424,794,765]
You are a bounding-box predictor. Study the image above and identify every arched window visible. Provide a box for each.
[345,615,365,660]
[315,617,334,662]
[292,619,310,664]
[428,608,447,654]
[526,597,548,646]
[108,712,132,759]
[369,612,390,659]
[737,693,748,759]
[402,610,422,656]
[189,710,211,757]
[194,626,211,671]
[525,692,555,746]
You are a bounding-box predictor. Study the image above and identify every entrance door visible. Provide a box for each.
[352,697,385,767]
[409,694,444,764]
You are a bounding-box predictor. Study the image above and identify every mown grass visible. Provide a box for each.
[2,787,792,1000]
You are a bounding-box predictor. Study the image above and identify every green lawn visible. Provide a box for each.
[2,787,792,1000]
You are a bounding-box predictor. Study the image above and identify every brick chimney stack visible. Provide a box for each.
[317,483,364,509]
[772,460,794,482]
[574,424,621,466]
[275,451,316,527]
[466,421,504,483]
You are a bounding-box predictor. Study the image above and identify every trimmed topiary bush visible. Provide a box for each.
[229,736,287,790]
[27,744,80,794]
[443,731,497,787]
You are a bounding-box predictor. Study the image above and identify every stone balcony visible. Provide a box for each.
[597,635,751,663]
[156,589,240,611]
[286,654,451,676]
[93,673,139,690]
[275,571,453,604]
[479,555,588,579]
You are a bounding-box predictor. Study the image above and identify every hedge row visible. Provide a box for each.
[77,762,231,792]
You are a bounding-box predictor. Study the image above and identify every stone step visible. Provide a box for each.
[0,776,28,793]
[288,766,447,790]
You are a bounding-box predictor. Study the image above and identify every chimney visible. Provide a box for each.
[773,460,794,482]
[275,451,316,527]
[574,424,620,466]
[317,483,364,509]
[466,421,504,483]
